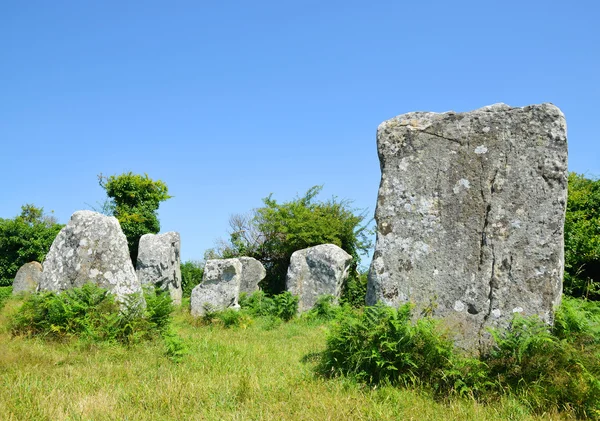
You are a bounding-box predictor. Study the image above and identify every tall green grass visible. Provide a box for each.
[0,286,12,310]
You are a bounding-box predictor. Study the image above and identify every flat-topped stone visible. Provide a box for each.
[367,103,568,351]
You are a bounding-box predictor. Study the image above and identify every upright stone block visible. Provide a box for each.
[12,261,42,294]
[238,257,266,295]
[367,103,568,350]
[190,259,243,316]
[136,232,182,305]
[286,244,353,312]
[39,210,142,301]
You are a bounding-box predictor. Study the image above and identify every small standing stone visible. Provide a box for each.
[286,244,353,312]
[12,261,42,294]
[190,259,243,316]
[238,257,266,295]
[136,232,182,305]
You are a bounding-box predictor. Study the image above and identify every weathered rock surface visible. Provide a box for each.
[367,103,568,350]
[136,232,182,305]
[191,259,243,316]
[286,244,353,312]
[39,210,142,301]
[238,257,266,295]
[12,261,42,294]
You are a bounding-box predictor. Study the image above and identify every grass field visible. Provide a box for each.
[0,296,575,421]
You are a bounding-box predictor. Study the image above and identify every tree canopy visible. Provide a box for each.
[0,205,63,286]
[210,186,372,295]
[99,172,172,265]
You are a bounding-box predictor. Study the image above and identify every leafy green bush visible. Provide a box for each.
[162,327,188,363]
[307,295,339,321]
[239,290,298,321]
[10,284,173,345]
[486,313,600,418]
[564,172,600,299]
[99,172,171,264]
[273,291,299,321]
[0,204,63,286]
[217,308,253,329]
[239,291,276,317]
[181,260,203,297]
[320,303,455,386]
[319,300,600,418]
[0,286,12,310]
[211,186,372,294]
[341,270,368,308]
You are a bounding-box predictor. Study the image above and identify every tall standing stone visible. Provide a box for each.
[286,244,353,312]
[367,103,568,350]
[39,210,142,301]
[12,261,42,294]
[136,232,182,305]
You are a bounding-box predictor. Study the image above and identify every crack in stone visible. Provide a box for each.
[479,243,497,351]
[477,162,499,350]
[421,130,463,145]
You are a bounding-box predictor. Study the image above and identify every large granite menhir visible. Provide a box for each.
[39,210,142,301]
[367,103,568,351]
[136,232,182,305]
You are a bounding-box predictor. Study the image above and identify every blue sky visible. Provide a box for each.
[2,0,598,263]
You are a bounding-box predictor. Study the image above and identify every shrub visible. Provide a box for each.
[239,291,276,317]
[217,308,253,329]
[319,300,600,418]
[181,260,203,297]
[210,186,372,294]
[98,172,171,264]
[320,303,455,386]
[0,205,62,286]
[307,295,339,321]
[564,172,600,299]
[0,286,12,310]
[239,290,299,322]
[486,313,600,418]
[273,291,299,321]
[341,271,368,308]
[10,284,173,345]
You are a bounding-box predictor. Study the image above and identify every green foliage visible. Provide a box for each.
[214,186,371,294]
[341,270,368,308]
[10,284,173,345]
[320,300,600,418]
[0,205,63,286]
[217,308,254,329]
[273,291,299,321]
[236,290,299,322]
[321,303,455,387]
[307,295,339,321]
[162,327,188,363]
[239,291,276,317]
[553,295,600,342]
[564,172,600,299]
[99,172,172,265]
[0,286,12,310]
[486,313,600,418]
[181,260,204,297]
